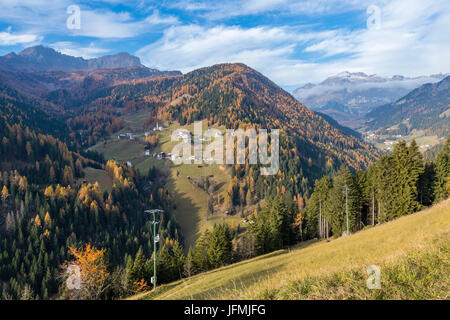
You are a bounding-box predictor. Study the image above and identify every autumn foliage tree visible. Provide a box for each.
[62,244,110,300]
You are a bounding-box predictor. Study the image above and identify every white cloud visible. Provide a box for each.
[0,0,448,90]
[295,75,447,100]
[169,0,368,20]
[0,27,41,45]
[0,1,179,39]
[139,0,450,88]
[72,9,179,39]
[135,24,356,86]
[136,24,321,82]
[50,41,109,59]
[300,0,450,79]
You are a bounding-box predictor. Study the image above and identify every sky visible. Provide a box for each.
[0,0,449,90]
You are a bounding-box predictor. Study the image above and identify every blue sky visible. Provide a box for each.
[0,0,449,90]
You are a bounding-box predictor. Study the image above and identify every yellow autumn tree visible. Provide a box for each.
[18,177,28,193]
[34,215,41,227]
[1,185,8,200]
[297,194,304,211]
[90,200,99,211]
[44,186,54,198]
[292,213,303,240]
[63,244,110,300]
[246,189,252,205]
[44,212,52,227]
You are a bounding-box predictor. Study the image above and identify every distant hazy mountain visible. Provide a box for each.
[0,45,181,75]
[293,71,448,128]
[365,76,450,137]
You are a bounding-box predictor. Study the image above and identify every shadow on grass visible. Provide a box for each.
[165,170,202,250]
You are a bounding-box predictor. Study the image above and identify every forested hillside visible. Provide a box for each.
[0,160,181,299]
[302,137,449,240]
[93,63,379,202]
[366,76,450,137]
[0,80,182,299]
[130,136,449,300]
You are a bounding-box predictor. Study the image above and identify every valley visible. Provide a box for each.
[0,45,448,301]
[89,112,241,250]
[295,73,449,153]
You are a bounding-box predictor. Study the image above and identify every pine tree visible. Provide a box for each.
[207,224,232,268]
[192,230,211,272]
[324,166,361,236]
[172,241,186,279]
[303,176,331,239]
[184,247,195,277]
[129,247,151,285]
[434,136,450,202]
[249,197,293,254]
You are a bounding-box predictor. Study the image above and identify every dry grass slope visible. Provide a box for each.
[130,198,450,300]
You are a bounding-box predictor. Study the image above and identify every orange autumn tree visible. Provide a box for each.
[63,244,110,299]
[1,185,8,200]
[131,278,148,294]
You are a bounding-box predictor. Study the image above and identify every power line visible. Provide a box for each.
[145,209,163,290]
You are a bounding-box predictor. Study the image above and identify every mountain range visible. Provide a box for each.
[0,45,143,71]
[366,75,450,138]
[1,45,145,72]
[293,71,448,129]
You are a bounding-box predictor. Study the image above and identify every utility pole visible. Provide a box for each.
[345,184,349,236]
[145,209,163,290]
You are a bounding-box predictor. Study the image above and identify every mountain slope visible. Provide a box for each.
[106,63,379,173]
[365,76,450,137]
[293,71,448,128]
[131,198,450,300]
[0,80,67,137]
[314,111,362,139]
